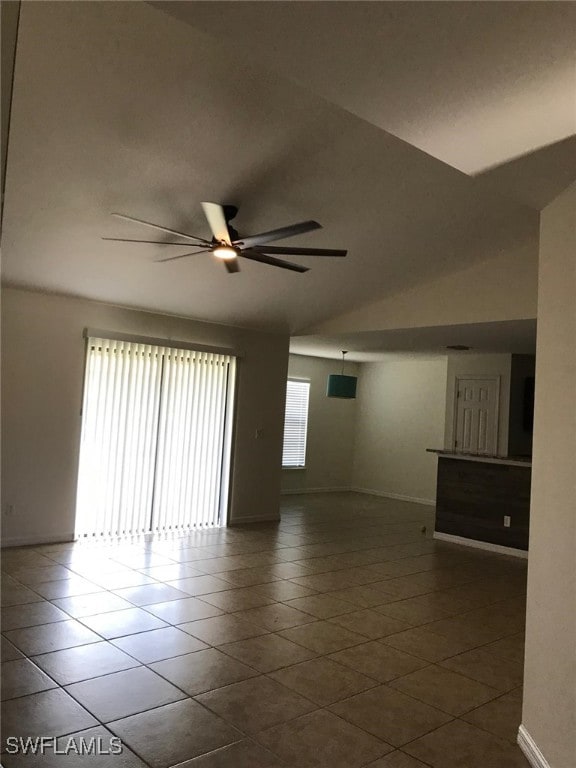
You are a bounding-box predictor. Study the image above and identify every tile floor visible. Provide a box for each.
[1,493,530,767]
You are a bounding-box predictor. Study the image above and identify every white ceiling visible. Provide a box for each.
[290,320,537,362]
[1,2,573,340]
[157,1,576,175]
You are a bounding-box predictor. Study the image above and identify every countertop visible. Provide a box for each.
[427,449,532,468]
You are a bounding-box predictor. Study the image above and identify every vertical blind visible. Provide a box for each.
[282,379,310,468]
[75,338,235,538]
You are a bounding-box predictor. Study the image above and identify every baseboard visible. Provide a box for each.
[517,725,551,768]
[228,514,281,525]
[280,486,352,495]
[352,487,436,507]
[1,533,75,549]
[433,531,528,559]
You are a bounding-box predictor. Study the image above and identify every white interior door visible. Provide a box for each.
[454,376,499,454]
[75,337,235,538]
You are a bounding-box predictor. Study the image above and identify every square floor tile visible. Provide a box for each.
[10,564,73,584]
[364,752,431,768]
[91,572,159,590]
[440,648,525,692]
[279,621,366,654]
[1,601,69,630]
[108,698,241,768]
[179,614,268,646]
[233,603,315,631]
[113,583,191,606]
[1,725,148,768]
[284,594,357,619]
[327,586,399,609]
[174,739,286,767]
[140,564,205,582]
[270,656,377,705]
[32,640,140,685]
[329,610,412,639]
[168,576,231,596]
[151,648,257,695]
[32,577,101,600]
[79,608,168,639]
[0,583,44,607]
[1,658,58,700]
[403,719,530,767]
[462,689,523,743]
[199,588,275,611]
[5,619,101,655]
[389,664,500,715]
[255,709,392,767]
[196,675,315,734]
[52,592,134,618]
[219,633,315,672]
[253,581,317,601]
[1,688,97,738]
[380,627,485,662]
[330,685,452,747]
[65,665,186,721]
[145,596,224,623]
[483,633,525,664]
[1,637,23,661]
[216,567,281,588]
[329,641,429,683]
[112,626,208,663]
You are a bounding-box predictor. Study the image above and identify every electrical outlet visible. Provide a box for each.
[4,504,15,517]
[504,515,511,528]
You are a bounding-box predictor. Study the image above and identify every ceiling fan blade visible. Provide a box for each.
[223,258,240,274]
[111,213,209,244]
[103,237,208,247]
[240,249,309,273]
[253,245,347,257]
[237,220,321,249]
[201,202,231,245]
[155,250,211,263]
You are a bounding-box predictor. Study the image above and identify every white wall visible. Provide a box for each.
[1,288,289,545]
[444,353,512,456]
[281,354,358,493]
[352,358,447,504]
[522,183,576,768]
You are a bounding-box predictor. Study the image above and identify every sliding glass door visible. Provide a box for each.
[75,337,235,539]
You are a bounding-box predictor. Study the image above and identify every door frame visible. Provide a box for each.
[451,374,501,453]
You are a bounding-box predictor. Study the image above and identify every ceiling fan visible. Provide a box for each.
[104,203,347,274]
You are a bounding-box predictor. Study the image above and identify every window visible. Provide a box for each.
[282,379,310,468]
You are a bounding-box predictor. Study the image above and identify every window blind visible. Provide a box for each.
[282,379,310,468]
[75,338,235,538]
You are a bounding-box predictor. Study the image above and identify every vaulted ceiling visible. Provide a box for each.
[2,1,575,337]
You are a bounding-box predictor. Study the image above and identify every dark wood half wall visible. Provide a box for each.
[435,457,531,550]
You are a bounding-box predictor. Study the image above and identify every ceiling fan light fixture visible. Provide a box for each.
[213,244,238,260]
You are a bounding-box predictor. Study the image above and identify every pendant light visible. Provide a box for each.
[326,351,357,399]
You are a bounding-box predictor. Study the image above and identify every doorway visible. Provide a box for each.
[453,375,500,454]
[75,337,236,538]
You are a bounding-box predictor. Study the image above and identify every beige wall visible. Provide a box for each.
[281,354,358,493]
[522,183,576,767]
[311,239,538,335]
[1,288,289,545]
[444,353,512,456]
[352,358,447,504]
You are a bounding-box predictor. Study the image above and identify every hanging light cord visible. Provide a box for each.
[341,350,347,375]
